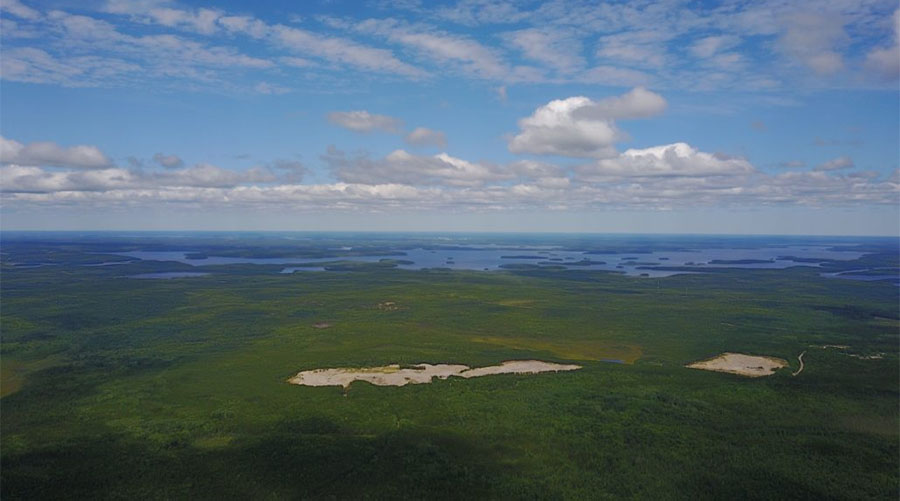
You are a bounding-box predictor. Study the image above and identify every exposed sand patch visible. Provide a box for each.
[792,351,806,376]
[811,345,885,360]
[848,353,884,360]
[287,360,581,389]
[312,322,332,329]
[458,360,581,378]
[686,352,788,377]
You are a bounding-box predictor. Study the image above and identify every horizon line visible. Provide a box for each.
[1,229,897,238]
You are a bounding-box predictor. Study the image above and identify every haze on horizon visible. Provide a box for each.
[0,0,898,235]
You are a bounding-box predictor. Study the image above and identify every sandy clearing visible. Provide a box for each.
[686,352,788,377]
[811,345,885,360]
[459,360,582,378]
[792,351,806,376]
[287,360,581,389]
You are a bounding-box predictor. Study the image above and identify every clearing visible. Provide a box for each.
[686,352,788,377]
[287,360,581,389]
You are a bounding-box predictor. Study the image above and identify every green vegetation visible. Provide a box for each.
[1,235,898,499]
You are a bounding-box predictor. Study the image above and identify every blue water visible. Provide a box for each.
[115,245,866,279]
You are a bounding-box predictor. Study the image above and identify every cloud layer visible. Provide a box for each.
[0,1,896,93]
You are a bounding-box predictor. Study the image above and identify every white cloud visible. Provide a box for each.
[863,9,900,81]
[254,81,290,94]
[105,3,425,80]
[432,0,530,26]
[146,7,222,35]
[815,155,854,171]
[218,15,269,38]
[508,97,619,158]
[405,127,447,148]
[573,87,667,120]
[322,147,564,188]
[507,88,666,158]
[575,143,755,181]
[1,10,275,89]
[504,28,584,73]
[690,35,740,58]
[327,111,403,133]
[0,162,275,192]
[1,0,40,20]
[4,163,896,210]
[596,31,668,68]
[777,12,847,75]
[0,136,111,168]
[280,56,315,68]
[152,153,184,168]
[496,85,507,102]
[864,45,900,80]
[576,66,650,86]
[324,147,504,186]
[271,24,426,78]
[347,18,540,81]
[2,144,896,211]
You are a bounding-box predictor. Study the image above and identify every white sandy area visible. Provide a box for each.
[288,360,581,388]
[458,360,582,378]
[686,352,788,377]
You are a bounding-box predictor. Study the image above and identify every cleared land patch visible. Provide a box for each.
[287,360,581,388]
[686,352,788,377]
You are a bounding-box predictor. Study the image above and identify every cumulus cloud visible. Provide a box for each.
[508,96,619,158]
[575,143,755,181]
[573,87,667,120]
[404,127,447,148]
[152,153,184,168]
[0,136,111,168]
[507,88,666,158]
[327,111,403,133]
[815,155,854,171]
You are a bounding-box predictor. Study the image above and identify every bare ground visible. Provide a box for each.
[287,360,582,389]
[686,352,788,377]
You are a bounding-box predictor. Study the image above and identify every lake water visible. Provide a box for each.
[116,245,867,278]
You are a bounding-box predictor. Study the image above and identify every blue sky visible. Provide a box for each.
[0,0,898,235]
